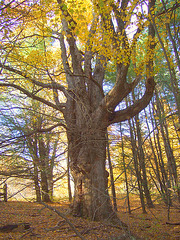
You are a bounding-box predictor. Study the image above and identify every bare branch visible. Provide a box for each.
[0,122,66,148]
[0,82,65,111]
[155,2,180,17]
[0,62,68,97]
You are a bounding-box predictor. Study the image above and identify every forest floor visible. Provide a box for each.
[0,196,180,240]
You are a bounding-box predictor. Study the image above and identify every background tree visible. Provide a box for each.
[0,92,67,202]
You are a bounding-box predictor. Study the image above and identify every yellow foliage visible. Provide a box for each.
[60,0,93,43]
[1,0,178,90]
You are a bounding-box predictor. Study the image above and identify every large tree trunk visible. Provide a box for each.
[68,126,114,221]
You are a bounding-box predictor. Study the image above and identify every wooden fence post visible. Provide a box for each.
[3,183,7,202]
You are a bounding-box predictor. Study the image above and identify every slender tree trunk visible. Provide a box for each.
[3,183,7,202]
[151,102,172,205]
[48,155,54,200]
[164,97,180,144]
[39,139,51,202]
[106,133,117,212]
[41,168,51,202]
[67,150,72,202]
[155,91,180,202]
[47,156,54,200]
[128,117,146,213]
[149,7,180,123]
[48,176,54,200]
[30,136,41,202]
[120,123,131,214]
[156,125,171,204]
[48,136,59,200]
[144,108,168,203]
[33,161,41,202]
[160,0,180,72]
[134,114,154,208]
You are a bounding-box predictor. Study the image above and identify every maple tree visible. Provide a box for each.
[2,0,175,221]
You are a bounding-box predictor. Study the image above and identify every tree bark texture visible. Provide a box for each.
[66,118,113,220]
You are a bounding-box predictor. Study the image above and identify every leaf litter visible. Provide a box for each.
[0,197,179,239]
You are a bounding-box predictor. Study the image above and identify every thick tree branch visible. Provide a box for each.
[111,0,130,49]
[0,169,32,178]
[84,15,97,78]
[146,0,156,78]
[93,68,142,125]
[105,63,130,112]
[104,0,155,126]
[57,0,83,75]
[107,77,156,126]
[57,32,74,88]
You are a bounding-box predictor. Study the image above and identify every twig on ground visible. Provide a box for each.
[166,222,180,225]
[40,202,86,240]
[45,220,66,231]
[19,228,35,239]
